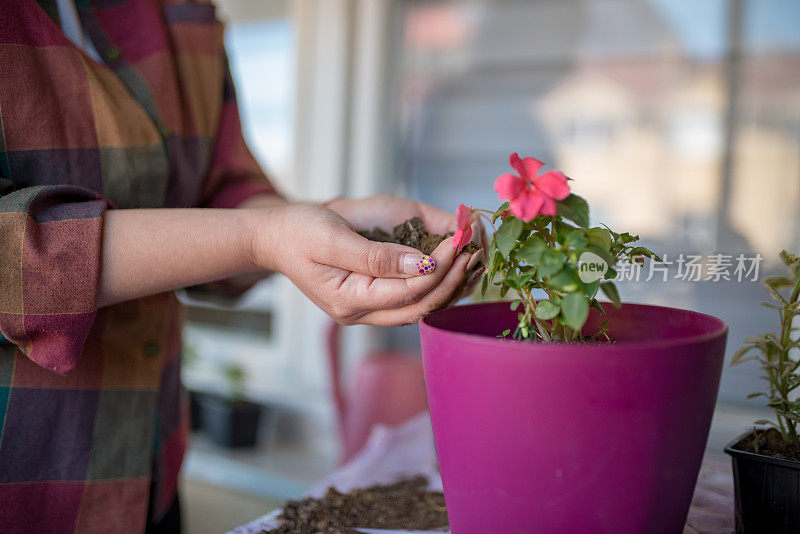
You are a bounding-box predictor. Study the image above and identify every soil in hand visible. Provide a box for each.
[262,476,448,534]
[359,217,479,256]
[735,427,800,461]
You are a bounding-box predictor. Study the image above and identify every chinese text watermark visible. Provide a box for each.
[612,253,763,283]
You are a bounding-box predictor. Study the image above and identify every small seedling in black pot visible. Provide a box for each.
[182,342,204,431]
[199,362,264,448]
[726,250,800,534]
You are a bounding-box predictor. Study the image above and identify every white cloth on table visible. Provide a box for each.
[228,413,446,534]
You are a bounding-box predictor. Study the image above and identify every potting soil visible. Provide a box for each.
[359,217,480,256]
[261,476,448,534]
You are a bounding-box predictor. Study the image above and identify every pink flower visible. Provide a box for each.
[453,204,473,252]
[493,153,570,221]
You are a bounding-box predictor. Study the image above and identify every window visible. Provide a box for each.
[392,0,800,403]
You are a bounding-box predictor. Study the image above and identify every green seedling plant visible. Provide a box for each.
[453,153,659,342]
[222,362,247,403]
[732,250,800,447]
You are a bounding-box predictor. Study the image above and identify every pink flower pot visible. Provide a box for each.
[419,302,727,534]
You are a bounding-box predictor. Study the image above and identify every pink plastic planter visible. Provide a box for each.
[419,302,727,534]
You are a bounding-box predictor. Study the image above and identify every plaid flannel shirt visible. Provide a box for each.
[0,0,279,531]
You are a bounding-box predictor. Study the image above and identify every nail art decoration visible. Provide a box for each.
[415,254,436,275]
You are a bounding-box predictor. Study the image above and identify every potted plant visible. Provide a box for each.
[198,362,264,448]
[726,250,800,534]
[419,154,728,533]
[182,341,205,431]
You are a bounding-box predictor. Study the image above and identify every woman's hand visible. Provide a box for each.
[326,195,488,296]
[250,203,482,326]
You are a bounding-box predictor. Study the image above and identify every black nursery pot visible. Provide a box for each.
[188,391,204,431]
[725,433,800,534]
[198,394,263,448]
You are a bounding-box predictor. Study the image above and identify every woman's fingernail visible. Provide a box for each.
[467,269,482,286]
[404,253,436,276]
[466,249,483,271]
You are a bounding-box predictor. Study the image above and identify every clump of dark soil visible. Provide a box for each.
[359,217,480,256]
[735,427,800,461]
[262,476,448,534]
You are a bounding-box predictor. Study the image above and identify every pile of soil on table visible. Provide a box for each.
[359,217,480,256]
[734,427,800,461]
[262,476,448,534]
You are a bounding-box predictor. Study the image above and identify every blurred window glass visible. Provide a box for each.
[221,1,295,189]
[395,0,799,257]
[392,0,800,404]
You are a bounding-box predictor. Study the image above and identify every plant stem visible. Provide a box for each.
[474,212,496,227]
[778,282,800,444]
[522,287,551,341]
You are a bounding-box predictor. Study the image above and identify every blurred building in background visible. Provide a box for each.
[182,0,800,514]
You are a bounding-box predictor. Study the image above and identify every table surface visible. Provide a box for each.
[229,414,735,534]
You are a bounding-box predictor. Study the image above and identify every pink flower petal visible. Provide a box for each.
[452,226,473,252]
[521,157,545,179]
[509,190,544,221]
[455,204,472,228]
[494,173,526,201]
[509,153,526,177]
[534,170,570,200]
[539,195,558,216]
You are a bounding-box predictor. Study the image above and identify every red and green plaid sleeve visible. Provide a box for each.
[0,183,112,375]
[197,53,282,209]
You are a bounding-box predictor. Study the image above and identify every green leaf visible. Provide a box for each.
[549,267,581,292]
[502,277,520,290]
[584,244,615,266]
[557,194,590,228]
[629,246,662,262]
[498,329,511,338]
[780,250,799,266]
[481,274,489,297]
[555,223,575,241]
[510,300,521,311]
[564,231,588,249]
[500,284,510,298]
[496,217,523,259]
[580,279,600,299]
[618,232,638,244]
[600,282,621,307]
[788,259,800,284]
[603,225,621,241]
[493,202,510,222]
[534,300,560,320]
[534,249,565,278]
[488,250,504,281]
[764,276,793,289]
[730,345,757,366]
[743,334,781,349]
[586,227,612,249]
[590,299,606,314]
[560,292,590,330]
[516,235,547,264]
[764,283,786,303]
